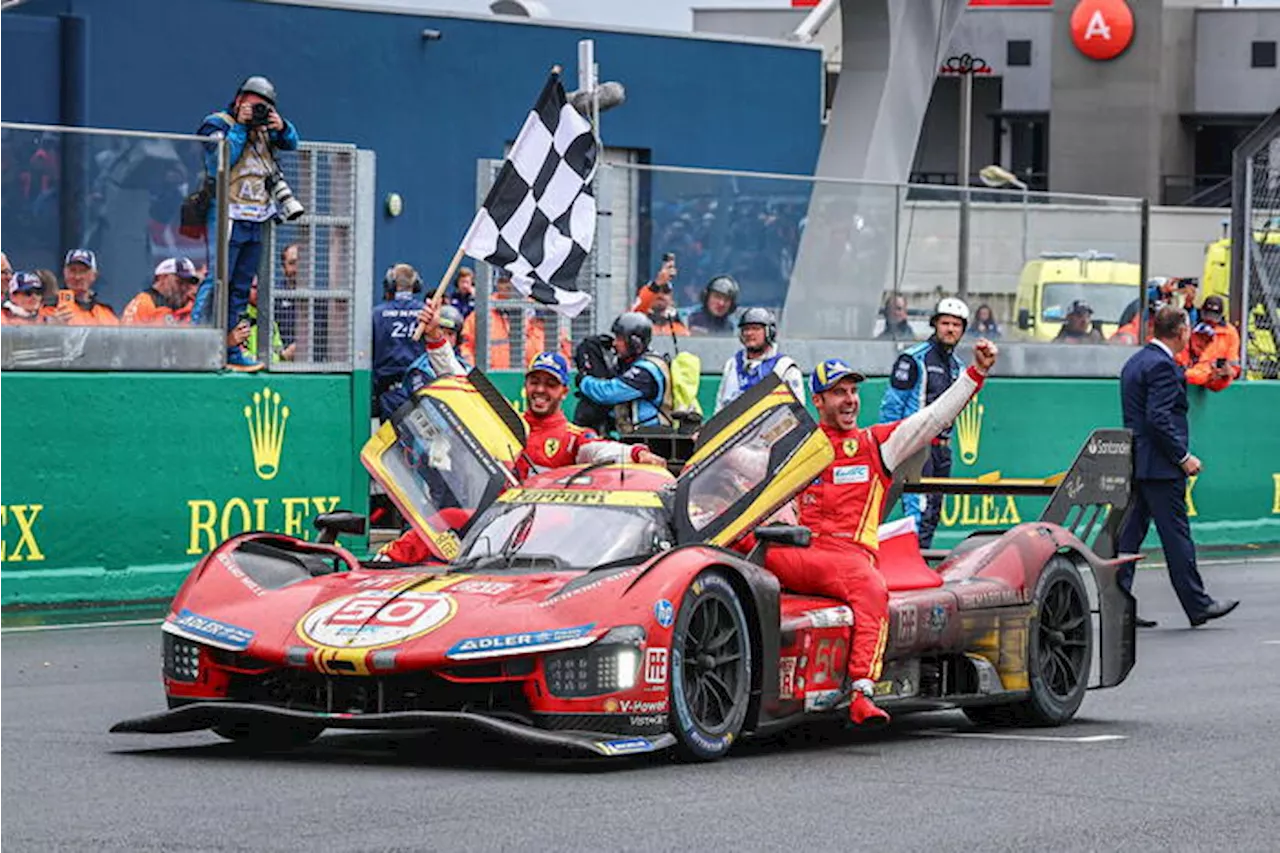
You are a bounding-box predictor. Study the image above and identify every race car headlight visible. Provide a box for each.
[163,633,203,683]
[544,625,644,698]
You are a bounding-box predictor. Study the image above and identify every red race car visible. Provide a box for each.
[113,373,1136,760]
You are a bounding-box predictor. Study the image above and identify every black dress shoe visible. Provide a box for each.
[1189,599,1239,627]
[1135,616,1158,628]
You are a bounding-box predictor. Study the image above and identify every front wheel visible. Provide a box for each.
[964,555,1093,728]
[669,569,753,761]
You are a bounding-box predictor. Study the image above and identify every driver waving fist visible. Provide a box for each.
[741,338,997,727]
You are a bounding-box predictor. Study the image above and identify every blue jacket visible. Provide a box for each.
[1121,342,1190,480]
[198,110,300,192]
[579,354,668,429]
[372,294,427,388]
[878,339,963,435]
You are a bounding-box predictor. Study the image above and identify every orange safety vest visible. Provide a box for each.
[461,306,571,370]
[40,297,119,326]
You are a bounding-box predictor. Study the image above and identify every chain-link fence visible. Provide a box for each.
[260,142,359,371]
[1232,110,1280,380]
[459,156,1172,365]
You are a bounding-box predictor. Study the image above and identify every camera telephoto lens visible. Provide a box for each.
[250,102,271,126]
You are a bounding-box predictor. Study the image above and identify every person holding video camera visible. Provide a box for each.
[190,75,300,372]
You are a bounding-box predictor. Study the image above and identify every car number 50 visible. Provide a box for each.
[328,596,427,626]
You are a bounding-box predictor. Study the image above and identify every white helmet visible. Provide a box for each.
[931,296,970,328]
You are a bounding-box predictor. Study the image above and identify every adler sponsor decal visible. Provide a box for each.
[168,609,255,651]
[446,624,596,659]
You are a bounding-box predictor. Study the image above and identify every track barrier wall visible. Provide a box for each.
[1,372,371,606]
[2,370,1277,608]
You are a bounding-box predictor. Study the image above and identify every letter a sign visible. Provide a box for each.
[1071,0,1134,61]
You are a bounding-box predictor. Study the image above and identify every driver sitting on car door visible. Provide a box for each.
[375,306,667,563]
[738,340,998,727]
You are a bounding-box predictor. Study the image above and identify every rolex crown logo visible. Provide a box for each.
[245,386,290,481]
[956,398,984,466]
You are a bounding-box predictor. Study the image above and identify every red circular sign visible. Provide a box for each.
[1070,0,1134,61]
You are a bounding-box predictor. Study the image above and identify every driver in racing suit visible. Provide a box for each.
[744,339,998,726]
[376,305,666,563]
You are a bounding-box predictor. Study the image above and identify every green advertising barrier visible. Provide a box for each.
[3,368,1277,609]
[486,371,1280,549]
[1,372,370,606]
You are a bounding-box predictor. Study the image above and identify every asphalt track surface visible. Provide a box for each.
[4,559,1279,853]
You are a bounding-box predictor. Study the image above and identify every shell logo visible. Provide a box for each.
[1070,0,1134,61]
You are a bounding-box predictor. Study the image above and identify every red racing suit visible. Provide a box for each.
[749,365,988,686]
[377,366,651,563]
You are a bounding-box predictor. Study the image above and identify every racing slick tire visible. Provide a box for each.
[212,720,325,750]
[964,556,1093,728]
[669,568,753,762]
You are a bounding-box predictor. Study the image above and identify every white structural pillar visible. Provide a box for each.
[783,0,968,340]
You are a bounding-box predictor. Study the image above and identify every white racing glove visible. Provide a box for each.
[851,678,877,699]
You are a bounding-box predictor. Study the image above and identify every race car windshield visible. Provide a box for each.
[457,503,670,570]
[1041,283,1135,325]
[378,398,511,541]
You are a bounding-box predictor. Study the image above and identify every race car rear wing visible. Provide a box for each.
[891,428,1135,559]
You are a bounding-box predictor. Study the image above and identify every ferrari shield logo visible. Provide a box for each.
[842,438,859,458]
[544,437,561,458]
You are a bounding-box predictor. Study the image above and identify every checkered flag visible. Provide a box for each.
[461,72,598,318]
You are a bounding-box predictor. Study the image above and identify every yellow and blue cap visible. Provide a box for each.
[526,351,570,386]
[810,358,866,394]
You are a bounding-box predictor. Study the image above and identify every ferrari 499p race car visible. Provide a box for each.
[113,373,1137,760]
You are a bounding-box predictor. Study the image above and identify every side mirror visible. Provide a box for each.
[753,525,812,549]
[314,510,367,545]
[1018,308,1032,330]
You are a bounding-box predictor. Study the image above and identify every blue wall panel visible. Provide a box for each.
[1,15,62,125]
[3,0,822,292]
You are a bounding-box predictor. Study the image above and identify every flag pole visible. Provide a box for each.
[411,64,569,342]
[411,245,465,341]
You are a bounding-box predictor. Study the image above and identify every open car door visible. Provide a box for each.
[361,370,527,561]
[672,374,834,547]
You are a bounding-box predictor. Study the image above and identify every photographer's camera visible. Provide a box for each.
[249,101,273,127]
[266,169,305,222]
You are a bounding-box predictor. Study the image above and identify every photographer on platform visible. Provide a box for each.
[190,76,300,372]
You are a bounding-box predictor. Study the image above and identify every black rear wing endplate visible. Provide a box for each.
[897,429,1134,558]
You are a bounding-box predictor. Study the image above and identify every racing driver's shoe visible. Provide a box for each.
[848,679,890,728]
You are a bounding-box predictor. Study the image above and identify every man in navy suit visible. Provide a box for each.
[1118,306,1238,628]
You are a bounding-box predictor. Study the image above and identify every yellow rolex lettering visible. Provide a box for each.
[1273,474,1280,514]
[999,496,1022,525]
[1,505,6,561]
[1185,475,1198,518]
[311,496,341,516]
[8,502,44,560]
[220,497,254,540]
[283,497,311,538]
[980,494,998,525]
[187,499,219,555]
[252,497,269,529]
[941,495,961,527]
[960,496,982,525]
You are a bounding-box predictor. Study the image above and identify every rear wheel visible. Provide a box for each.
[212,720,324,750]
[964,556,1092,727]
[669,569,753,761]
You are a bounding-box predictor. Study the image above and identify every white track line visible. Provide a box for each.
[917,730,1126,744]
[2,617,163,634]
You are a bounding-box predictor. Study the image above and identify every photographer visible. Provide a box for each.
[189,76,300,372]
